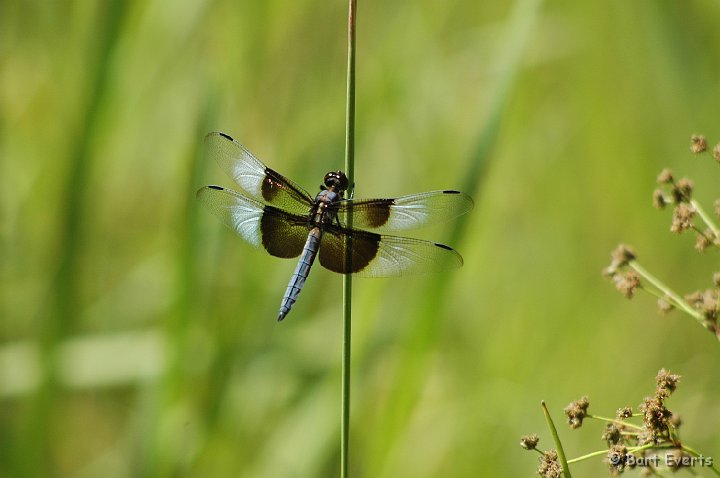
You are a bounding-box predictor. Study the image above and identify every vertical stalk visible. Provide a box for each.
[341,1,357,477]
[541,401,572,478]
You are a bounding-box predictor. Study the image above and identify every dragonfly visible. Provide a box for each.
[197,132,474,321]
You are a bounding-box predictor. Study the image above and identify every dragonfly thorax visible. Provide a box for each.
[310,188,342,226]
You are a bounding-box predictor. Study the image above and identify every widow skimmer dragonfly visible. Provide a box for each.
[197,132,473,321]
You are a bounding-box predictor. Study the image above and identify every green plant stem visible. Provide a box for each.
[638,285,673,303]
[628,261,703,321]
[690,199,720,239]
[566,448,611,464]
[567,444,653,465]
[682,444,720,476]
[341,0,356,477]
[626,443,657,454]
[586,414,643,431]
[541,401,572,478]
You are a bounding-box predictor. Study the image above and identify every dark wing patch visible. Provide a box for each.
[318,228,380,274]
[354,198,392,228]
[197,186,308,259]
[260,206,309,258]
[318,225,463,277]
[259,167,313,211]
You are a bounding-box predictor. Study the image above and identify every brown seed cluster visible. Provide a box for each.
[602,423,622,445]
[696,232,712,251]
[637,369,681,445]
[670,202,695,233]
[653,170,700,234]
[684,288,719,334]
[520,434,539,450]
[610,244,636,269]
[616,406,633,419]
[657,297,674,314]
[603,245,642,299]
[674,178,694,203]
[656,368,680,397]
[615,271,640,298]
[537,450,562,478]
[564,395,590,429]
[690,134,707,154]
[638,395,672,444]
[607,444,628,475]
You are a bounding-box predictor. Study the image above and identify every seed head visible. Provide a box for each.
[537,450,562,478]
[673,177,694,202]
[656,369,680,397]
[610,244,636,269]
[615,270,641,299]
[520,434,540,450]
[690,134,707,154]
[685,290,704,309]
[657,168,674,185]
[602,423,622,445]
[607,444,628,475]
[713,143,720,162]
[700,290,718,322]
[686,290,720,321]
[616,406,633,419]
[652,189,667,209]
[696,232,712,252]
[564,396,590,429]
[670,203,695,233]
[657,297,674,315]
[639,395,672,443]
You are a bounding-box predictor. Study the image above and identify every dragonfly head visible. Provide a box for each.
[324,170,349,192]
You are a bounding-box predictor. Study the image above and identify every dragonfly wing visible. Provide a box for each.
[318,225,463,277]
[197,185,308,258]
[335,190,473,232]
[205,132,313,215]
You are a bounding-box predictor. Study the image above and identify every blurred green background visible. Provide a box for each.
[2,0,720,476]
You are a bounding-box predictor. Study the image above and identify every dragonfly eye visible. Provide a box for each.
[324,171,349,191]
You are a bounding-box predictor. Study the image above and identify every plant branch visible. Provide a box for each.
[628,261,703,321]
[691,199,720,239]
[586,414,643,431]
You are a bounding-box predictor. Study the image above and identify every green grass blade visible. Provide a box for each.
[541,401,572,478]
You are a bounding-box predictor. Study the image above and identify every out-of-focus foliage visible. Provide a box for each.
[2,0,719,477]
